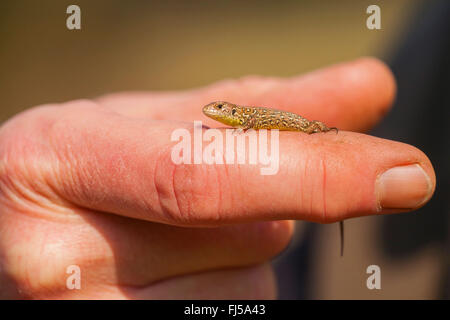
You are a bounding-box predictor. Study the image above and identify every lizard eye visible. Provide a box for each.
[231,109,236,115]
[216,104,223,109]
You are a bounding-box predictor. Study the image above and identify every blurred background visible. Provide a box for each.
[0,0,448,299]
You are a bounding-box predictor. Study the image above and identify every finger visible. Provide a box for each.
[101,219,292,286]
[97,57,395,132]
[131,264,276,300]
[36,105,435,226]
[0,196,291,295]
[53,214,293,286]
[54,264,276,299]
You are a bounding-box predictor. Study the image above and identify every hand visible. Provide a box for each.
[0,58,435,299]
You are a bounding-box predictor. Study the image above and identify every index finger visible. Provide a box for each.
[97,57,396,132]
[26,105,435,227]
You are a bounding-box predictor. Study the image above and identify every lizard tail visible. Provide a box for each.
[330,127,339,134]
[340,221,344,257]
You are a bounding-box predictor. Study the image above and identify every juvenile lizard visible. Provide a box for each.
[203,101,344,256]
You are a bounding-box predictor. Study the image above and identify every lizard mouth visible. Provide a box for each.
[202,105,216,117]
[202,103,223,119]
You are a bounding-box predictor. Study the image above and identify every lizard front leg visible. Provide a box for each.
[233,116,256,134]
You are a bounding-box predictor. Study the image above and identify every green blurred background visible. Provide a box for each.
[2,0,445,299]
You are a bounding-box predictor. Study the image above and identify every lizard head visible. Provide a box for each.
[202,101,242,127]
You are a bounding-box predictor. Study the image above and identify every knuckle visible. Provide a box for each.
[155,148,224,225]
[0,103,97,213]
[0,106,58,207]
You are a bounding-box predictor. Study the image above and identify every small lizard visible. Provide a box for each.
[203,101,344,256]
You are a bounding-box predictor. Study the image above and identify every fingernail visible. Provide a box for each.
[376,164,432,210]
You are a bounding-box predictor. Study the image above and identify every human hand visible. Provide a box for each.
[0,58,435,299]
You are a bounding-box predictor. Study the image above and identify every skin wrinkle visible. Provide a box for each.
[322,157,327,222]
[179,164,194,224]
[148,125,232,225]
[47,117,77,200]
[49,148,129,221]
[0,166,72,220]
[162,126,220,225]
[154,145,183,224]
[39,159,76,211]
[41,128,99,216]
[153,147,165,222]
[51,117,92,208]
[0,185,83,226]
[0,128,61,216]
[301,155,307,218]
[78,151,103,207]
[172,161,219,225]
[215,162,223,225]
[219,148,230,220]
[172,163,189,224]
[307,158,314,218]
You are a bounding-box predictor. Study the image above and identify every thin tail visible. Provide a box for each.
[330,127,339,134]
[339,221,344,257]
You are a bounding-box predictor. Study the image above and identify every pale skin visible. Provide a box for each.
[0,58,436,299]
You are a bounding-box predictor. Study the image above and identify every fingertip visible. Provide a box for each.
[355,56,397,115]
[258,220,294,259]
[327,57,396,131]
